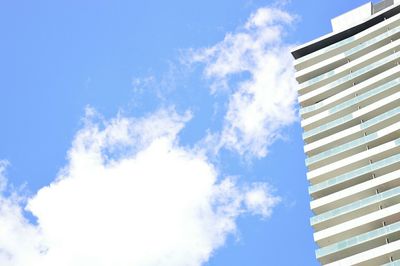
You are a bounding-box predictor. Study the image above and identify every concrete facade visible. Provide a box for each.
[292,1,400,265]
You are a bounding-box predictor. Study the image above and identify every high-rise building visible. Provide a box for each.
[292,1,400,265]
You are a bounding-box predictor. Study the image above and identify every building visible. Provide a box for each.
[292,1,400,265]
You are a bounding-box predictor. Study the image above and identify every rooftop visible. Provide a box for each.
[292,0,400,59]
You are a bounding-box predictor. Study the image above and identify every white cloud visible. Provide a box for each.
[244,183,281,217]
[0,161,44,266]
[245,7,294,30]
[0,160,9,192]
[0,107,280,266]
[0,5,301,265]
[191,7,298,158]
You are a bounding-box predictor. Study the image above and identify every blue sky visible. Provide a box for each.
[0,1,379,265]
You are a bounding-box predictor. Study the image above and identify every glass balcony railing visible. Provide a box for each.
[311,187,400,226]
[329,78,400,115]
[300,101,324,116]
[344,26,400,57]
[305,99,400,165]
[306,107,400,170]
[301,65,400,119]
[301,26,400,89]
[300,47,399,93]
[300,51,400,105]
[361,107,400,130]
[303,114,353,140]
[382,259,400,266]
[316,220,400,259]
[306,132,378,166]
[301,74,400,119]
[304,101,400,140]
[309,150,400,195]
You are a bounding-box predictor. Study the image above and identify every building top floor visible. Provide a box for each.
[292,0,400,60]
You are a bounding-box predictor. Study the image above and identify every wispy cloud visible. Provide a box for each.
[191,7,298,158]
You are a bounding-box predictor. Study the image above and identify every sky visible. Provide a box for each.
[0,1,381,265]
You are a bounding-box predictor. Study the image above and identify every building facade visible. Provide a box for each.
[292,1,400,265]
